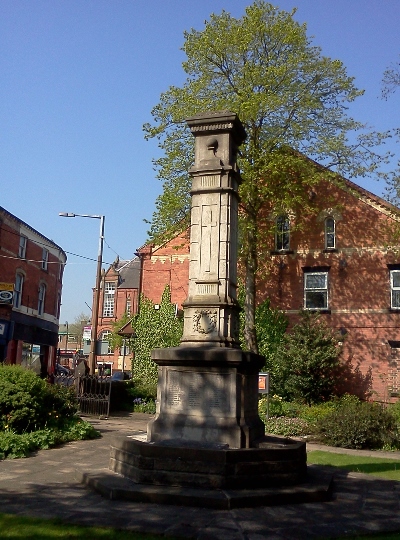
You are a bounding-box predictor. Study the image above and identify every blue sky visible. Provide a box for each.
[1,0,399,323]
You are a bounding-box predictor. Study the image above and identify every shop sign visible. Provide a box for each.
[83,326,92,341]
[0,283,14,304]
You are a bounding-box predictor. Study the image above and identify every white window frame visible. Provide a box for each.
[325,217,336,249]
[38,283,46,315]
[100,330,113,354]
[18,236,27,258]
[14,273,24,308]
[390,270,400,309]
[102,282,116,317]
[304,271,329,310]
[275,215,290,251]
[42,248,49,270]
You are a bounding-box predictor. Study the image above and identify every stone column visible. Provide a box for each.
[180,111,244,348]
[148,112,265,448]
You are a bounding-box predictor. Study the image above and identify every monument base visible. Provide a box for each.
[79,435,334,509]
[109,435,307,490]
[148,346,266,449]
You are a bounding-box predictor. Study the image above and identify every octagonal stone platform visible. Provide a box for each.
[109,435,307,489]
[80,435,333,509]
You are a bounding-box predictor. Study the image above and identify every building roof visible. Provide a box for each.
[112,257,141,289]
[0,205,67,260]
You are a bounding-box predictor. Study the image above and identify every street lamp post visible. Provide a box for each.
[59,212,105,375]
[65,321,69,365]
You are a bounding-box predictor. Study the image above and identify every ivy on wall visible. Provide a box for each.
[131,285,183,394]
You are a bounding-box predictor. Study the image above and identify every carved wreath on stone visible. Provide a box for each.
[193,310,218,334]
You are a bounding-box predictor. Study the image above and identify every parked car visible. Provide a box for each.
[111,371,131,381]
[55,363,71,376]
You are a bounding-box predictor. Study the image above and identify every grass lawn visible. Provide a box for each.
[307,450,400,481]
[0,513,178,540]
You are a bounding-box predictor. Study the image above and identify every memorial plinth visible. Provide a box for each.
[147,346,265,448]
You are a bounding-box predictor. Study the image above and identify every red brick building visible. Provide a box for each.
[138,232,190,310]
[260,177,400,403]
[137,177,400,403]
[89,257,140,374]
[0,206,66,376]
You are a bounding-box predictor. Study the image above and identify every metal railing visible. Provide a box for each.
[54,374,112,418]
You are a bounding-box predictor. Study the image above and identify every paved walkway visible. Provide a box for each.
[1,413,400,539]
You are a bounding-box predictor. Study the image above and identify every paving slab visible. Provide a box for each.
[0,412,400,539]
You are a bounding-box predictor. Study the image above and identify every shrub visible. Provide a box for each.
[132,397,156,414]
[276,311,344,405]
[388,400,400,426]
[0,365,77,433]
[264,417,310,437]
[126,383,156,413]
[0,419,100,459]
[297,401,336,425]
[316,399,400,449]
[258,395,301,419]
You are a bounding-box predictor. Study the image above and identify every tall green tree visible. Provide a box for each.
[144,1,391,352]
[382,55,400,207]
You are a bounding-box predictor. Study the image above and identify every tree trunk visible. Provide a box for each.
[243,223,258,354]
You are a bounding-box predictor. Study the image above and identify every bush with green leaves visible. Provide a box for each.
[273,311,344,404]
[264,417,310,438]
[114,381,157,413]
[0,418,99,459]
[297,401,336,425]
[0,364,100,459]
[316,397,400,449]
[388,400,400,426]
[0,365,77,433]
[131,286,183,394]
[239,290,288,385]
[258,395,301,419]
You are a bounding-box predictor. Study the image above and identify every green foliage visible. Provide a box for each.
[0,364,99,459]
[264,417,310,438]
[108,312,134,352]
[132,286,183,392]
[108,381,156,413]
[273,311,343,404]
[258,395,300,419]
[382,54,400,99]
[388,400,400,425]
[0,365,77,433]
[0,418,99,459]
[258,392,400,451]
[297,401,336,425]
[316,398,400,449]
[132,397,156,414]
[239,287,288,366]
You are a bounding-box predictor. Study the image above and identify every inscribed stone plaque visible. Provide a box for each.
[166,370,230,413]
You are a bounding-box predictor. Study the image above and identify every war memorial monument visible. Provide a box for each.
[83,112,332,508]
